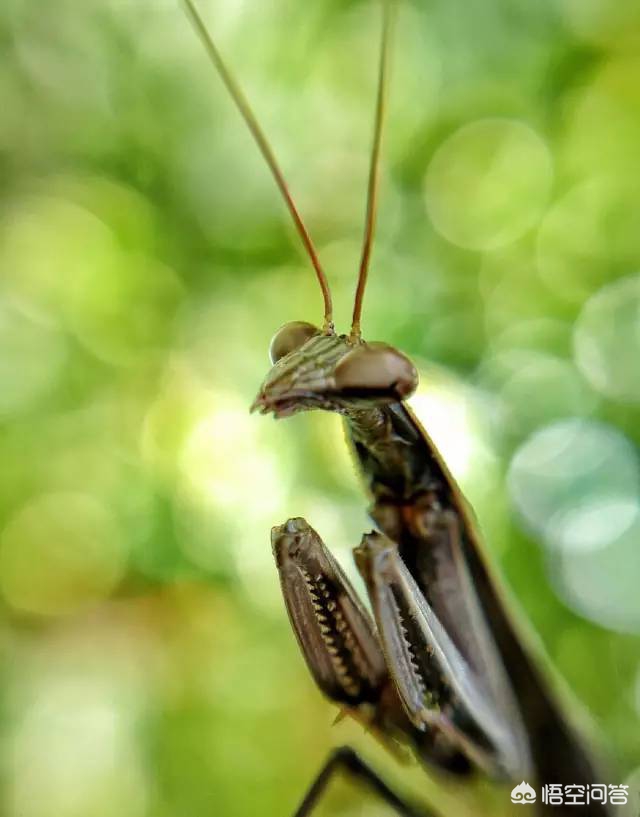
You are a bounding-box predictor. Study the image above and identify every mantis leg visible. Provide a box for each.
[271,517,389,710]
[354,529,528,779]
[293,745,433,817]
[271,516,501,778]
[271,518,450,817]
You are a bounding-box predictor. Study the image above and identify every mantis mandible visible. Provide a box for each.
[183,1,609,814]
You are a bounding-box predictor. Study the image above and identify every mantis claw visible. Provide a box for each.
[354,531,532,781]
[272,520,479,777]
[271,518,387,707]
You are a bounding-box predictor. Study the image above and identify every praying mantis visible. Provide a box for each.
[182,1,610,814]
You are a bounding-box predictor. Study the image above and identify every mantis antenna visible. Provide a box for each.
[351,0,394,340]
[182,0,334,332]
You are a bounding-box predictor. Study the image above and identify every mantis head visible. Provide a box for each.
[252,321,418,419]
[183,0,407,420]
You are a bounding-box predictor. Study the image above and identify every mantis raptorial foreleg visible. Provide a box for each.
[272,519,446,817]
[272,518,526,777]
[354,532,516,778]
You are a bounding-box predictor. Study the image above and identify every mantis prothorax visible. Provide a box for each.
[182,1,610,814]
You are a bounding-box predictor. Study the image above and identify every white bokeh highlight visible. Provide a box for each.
[508,419,640,632]
[425,118,553,251]
[573,273,640,404]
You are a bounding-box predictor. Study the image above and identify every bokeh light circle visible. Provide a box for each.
[555,512,640,634]
[0,297,67,417]
[507,418,640,553]
[0,493,126,616]
[477,348,596,436]
[508,419,640,631]
[425,118,553,250]
[175,390,292,578]
[537,179,640,304]
[573,273,640,403]
[7,676,148,817]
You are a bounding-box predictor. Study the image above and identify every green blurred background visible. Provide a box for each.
[1,0,640,814]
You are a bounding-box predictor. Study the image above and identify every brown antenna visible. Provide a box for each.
[182,0,334,332]
[350,0,394,340]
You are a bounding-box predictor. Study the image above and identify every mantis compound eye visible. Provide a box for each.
[334,342,418,400]
[269,321,321,364]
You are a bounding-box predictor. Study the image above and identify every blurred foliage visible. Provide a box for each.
[0,0,639,815]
